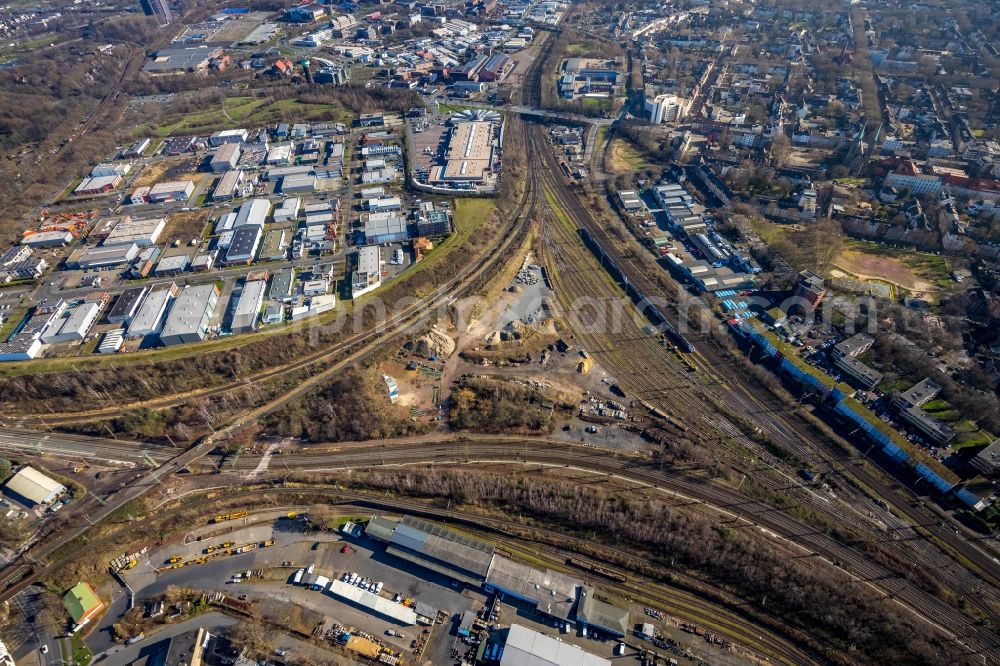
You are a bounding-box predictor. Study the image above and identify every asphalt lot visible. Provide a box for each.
[116,518,481,664]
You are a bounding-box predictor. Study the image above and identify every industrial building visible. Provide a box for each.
[269,269,295,302]
[793,270,827,311]
[281,173,317,193]
[154,254,190,275]
[485,558,580,622]
[384,515,495,586]
[352,245,382,298]
[234,198,271,228]
[143,46,220,74]
[102,217,166,247]
[430,120,497,186]
[362,212,408,244]
[326,579,418,625]
[98,328,125,354]
[260,229,288,261]
[73,175,121,196]
[225,225,264,265]
[274,197,301,223]
[129,283,177,338]
[212,169,244,201]
[21,231,73,248]
[147,180,195,203]
[576,587,629,638]
[40,302,101,344]
[3,466,66,506]
[0,300,65,361]
[209,129,249,147]
[67,244,140,270]
[210,143,242,172]
[499,624,610,666]
[158,284,219,346]
[108,287,149,324]
[231,279,267,333]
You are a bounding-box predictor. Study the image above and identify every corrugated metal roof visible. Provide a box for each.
[499,624,610,666]
[4,466,65,505]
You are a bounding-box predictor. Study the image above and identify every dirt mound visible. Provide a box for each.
[408,326,456,359]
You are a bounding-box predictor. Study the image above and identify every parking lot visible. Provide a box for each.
[122,516,483,665]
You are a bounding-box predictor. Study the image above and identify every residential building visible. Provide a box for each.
[970,438,1000,475]
[792,270,826,311]
[63,582,105,631]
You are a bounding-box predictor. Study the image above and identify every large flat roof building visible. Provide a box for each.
[575,587,629,638]
[147,180,194,203]
[102,217,166,247]
[970,438,1000,475]
[431,121,496,184]
[129,283,177,338]
[40,302,101,344]
[143,46,219,74]
[352,245,381,298]
[385,515,495,586]
[500,624,610,666]
[231,279,266,334]
[234,198,271,228]
[158,284,219,346]
[225,225,264,265]
[4,466,66,506]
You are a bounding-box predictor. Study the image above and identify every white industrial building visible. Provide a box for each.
[267,143,293,165]
[159,284,219,346]
[129,284,176,338]
[209,129,249,146]
[21,231,73,248]
[499,624,610,666]
[234,198,271,228]
[147,180,195,203]
[274,197,301,222]
[40,302,102,344]
[102,217,166,247]
[98,328,126,354]
[325,579,418,625]
[210,143,242,172]
[351,245,381,298]
[213,169,244,201]
[3,466,66,506]
[230,279,267,333]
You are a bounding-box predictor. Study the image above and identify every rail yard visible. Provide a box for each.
[0,3,999,665]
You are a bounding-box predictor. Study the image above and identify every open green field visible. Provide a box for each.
[137,96,353,138]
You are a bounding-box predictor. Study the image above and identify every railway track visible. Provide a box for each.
[4,484,818,666]
[529,126,1000,656]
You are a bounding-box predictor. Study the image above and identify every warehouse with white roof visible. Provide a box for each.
[325,579,418,625]
[129,283,177,338]
[3,466,66,506]
[230,279,266,333]
[159,284,219,346]
[499,624,610,666]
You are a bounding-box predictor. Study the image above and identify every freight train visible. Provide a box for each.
[566,557,628,583]
[578,227,695,353]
